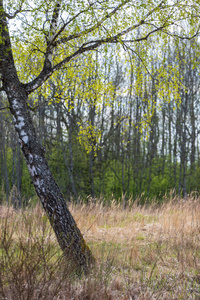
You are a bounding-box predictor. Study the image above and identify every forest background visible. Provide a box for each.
[1,1,200,205]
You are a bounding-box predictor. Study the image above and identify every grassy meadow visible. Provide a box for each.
[1,195,200,299]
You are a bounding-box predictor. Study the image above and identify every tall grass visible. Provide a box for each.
[1,195,200,299]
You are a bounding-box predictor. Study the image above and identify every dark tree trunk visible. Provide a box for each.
[89,102,96,199]
[168,103,172,179]
[16,142,22,206]
[60,102,78,200]
[0,3,95,275]
[161,107,166,178]
[2,129,10,201]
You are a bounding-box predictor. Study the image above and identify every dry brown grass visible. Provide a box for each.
[1,195,200,299]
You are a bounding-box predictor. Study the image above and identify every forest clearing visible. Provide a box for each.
[1,1,200,296]
[1,195,200,299]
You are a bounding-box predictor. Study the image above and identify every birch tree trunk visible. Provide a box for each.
[0,1,95,275]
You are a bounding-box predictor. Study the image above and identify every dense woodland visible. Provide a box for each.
[1,37,200,204]
[1,0,200,283]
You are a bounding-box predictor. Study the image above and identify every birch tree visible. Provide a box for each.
[0,0,199,274]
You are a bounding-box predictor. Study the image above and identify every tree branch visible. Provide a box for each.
[22,24,167,95]
[27,100,49,111]
[161,27,200,40]
[22,0,184,95]
[46,2,96,51]
[5,9,32,19]
[49,1,61,41]
[4,0,31,19]
[0,106,10,111]
[53,0,131,46]
[45,0,61,66]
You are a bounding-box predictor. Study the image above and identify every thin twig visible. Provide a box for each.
[0,106,10,111]
[27,100,49,111]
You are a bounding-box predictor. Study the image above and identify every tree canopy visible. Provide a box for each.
[3,0,199,93]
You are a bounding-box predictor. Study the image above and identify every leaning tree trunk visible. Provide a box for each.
[0,3,95,275]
